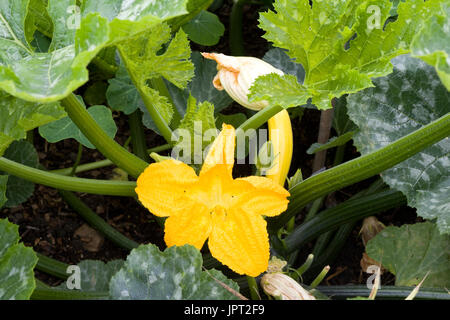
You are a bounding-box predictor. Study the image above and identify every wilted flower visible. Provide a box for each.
[201,52,284,111]
[202,52,292,186]
[261,273,316,300]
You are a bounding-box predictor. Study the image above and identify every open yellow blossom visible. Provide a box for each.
[136,124,290,276]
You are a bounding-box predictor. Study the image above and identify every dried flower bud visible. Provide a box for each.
[360,216,386,273]
[360,216,385,246]
[261,272,316,300]
[201,53,284,111]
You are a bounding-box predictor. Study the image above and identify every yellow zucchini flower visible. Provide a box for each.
[136,124,290,276]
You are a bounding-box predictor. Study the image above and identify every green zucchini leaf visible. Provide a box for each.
[366,222,450,288]
[411,0,450,90]
[39,104,117,149]
[0,219,38,300]
[347,55,450,234]
[250,0,441,110]
[109,244,240,300]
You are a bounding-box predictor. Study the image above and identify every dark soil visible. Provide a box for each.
[0,0,423,291]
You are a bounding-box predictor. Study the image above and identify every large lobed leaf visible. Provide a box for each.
[0,219,37,300]
[109,244,240,300]
[107,51,228,134]
[347,55,450,234]
[39,103,117,149]
[250,0,441,110]
[182,10,224,46]
[116,23,194,129]
[366,222,450,288]
[0,140,39,207]
[0,0,189,103]
[57,260,124,292]
[0,91,66,156]
[173,94,217,164]
[411,0,450,90]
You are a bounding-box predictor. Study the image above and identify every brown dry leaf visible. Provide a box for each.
[360,253,385,274]
[360,217,385,273]
[360,216,385,246]
[74,224,104,252]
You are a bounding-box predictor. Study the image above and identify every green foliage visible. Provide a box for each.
[0,91,66,156]
[411,0,450,90]
[347,55,450,234]
[307,132,354,155]
[106,61,144,116]
[0,0,190,103]
[83,82,108,106]
[39,104,117,149]
[174,95,216,163]
[166,51,233,115]
[0,0,109,102]
[182,10,225,46]
[0,219,38,300]
[109,244,240,300]
[1,141,39,207]
[366,222,450,288]
[0,176,7,209]
[58,260,124,292]
[116,23,194,128]
[263,48,305,84]
[332,96,357,136]
[81,0,189,44]
[250,0,441,109]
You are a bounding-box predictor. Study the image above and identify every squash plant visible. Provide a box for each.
[0,0,449,300]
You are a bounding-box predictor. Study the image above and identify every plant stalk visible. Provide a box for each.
[59,190,139,250]
[269,112,450,230]
[61,94,149,178]
[129,110,151,163]
[0,157,136,197]
[284,189,406,253]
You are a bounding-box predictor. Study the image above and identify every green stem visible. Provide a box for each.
[129,110,151,162]
[315,285,450,300]
[284,189,406,253]
[61,94,149,179]
[305,143,347,223]
[31,287,109,300]
[50,144,172,176]
[294,253,314,278]
[36,253,69,280]
[0,157,136,197]
[230,0,248,56]
[303,223,355,282]
[92,56,118,77]
[237,104,284,132]
[309,265,330,288]
[270,112,450,230]
[59,190,139,251]
[117,49,174,144]
[246,276,260,300]
[149,77,182,128]
[70,143,83,176]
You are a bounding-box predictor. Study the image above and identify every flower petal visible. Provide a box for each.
[164,204,212,250]
[236,176,290,217]
[208,207,270,277]
[200,123,235,177]
[135,159,198,217]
